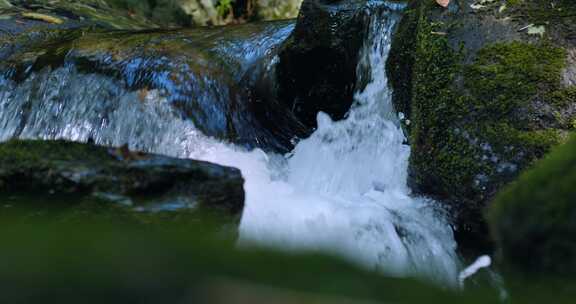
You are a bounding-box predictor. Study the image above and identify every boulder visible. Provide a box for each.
[275,0,372,128]
[0,139,245,219]
[386,0,576,252]
[0,6,307,152]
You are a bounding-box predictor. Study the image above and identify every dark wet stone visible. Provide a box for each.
[275,0,371,128]
[0,139,245,215]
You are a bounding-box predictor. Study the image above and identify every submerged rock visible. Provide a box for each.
[0,139,245,218]
[487,134,576,294]
[387,0,576,252]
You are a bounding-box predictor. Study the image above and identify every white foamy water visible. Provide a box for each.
[0,3,460,287]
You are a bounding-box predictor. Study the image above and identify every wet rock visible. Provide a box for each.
[275,0,372,128]
[0,0,396,153]
[487,134,576,294]
[0,139,245,216]
[0,13,308,152]
[386,0,576,253]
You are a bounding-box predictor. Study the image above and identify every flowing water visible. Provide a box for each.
[0,2,460,287]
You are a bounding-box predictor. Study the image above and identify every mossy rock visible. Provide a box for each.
[386,0,576,253]
[0,139,245,225]
[487,134,576,294]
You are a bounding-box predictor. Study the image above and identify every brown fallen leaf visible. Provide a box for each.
[21,12,64,24]
[436,0,451,8]
[138,87,149,103]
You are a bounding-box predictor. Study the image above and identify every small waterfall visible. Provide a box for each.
[234,6,460,286]
[0,2,460,287]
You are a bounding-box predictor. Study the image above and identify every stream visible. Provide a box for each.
[0,1,461,288]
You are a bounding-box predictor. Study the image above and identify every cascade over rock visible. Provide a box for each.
[0,0,395,152]
[387,0,576,254]
[0,12,308,152]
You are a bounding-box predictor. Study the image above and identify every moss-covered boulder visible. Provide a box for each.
[487,134,576,291]
[0,139,245,223]
[386,0,576,251]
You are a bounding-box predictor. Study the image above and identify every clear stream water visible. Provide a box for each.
[0,1,460,287]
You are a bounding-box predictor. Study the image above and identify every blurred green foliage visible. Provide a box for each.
[488,133,576,295]
[216,0,234,18]
[0,213,572,303]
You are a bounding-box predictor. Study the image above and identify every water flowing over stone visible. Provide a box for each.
[0,21,304,151]
[0,1,460,288]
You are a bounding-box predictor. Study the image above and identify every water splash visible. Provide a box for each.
[0,3,460,287]
[233,8,460,286]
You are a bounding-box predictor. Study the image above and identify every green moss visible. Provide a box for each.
[464,42,566,119]
[487,134,576,285]
[408,11,475,199]
[506,0,523,5]
[387,2,424,119]
[481,123,564,156]
[387,2,572,247]
[400,3,568,196]
[548,86,576,107]
[0,139,113,171]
